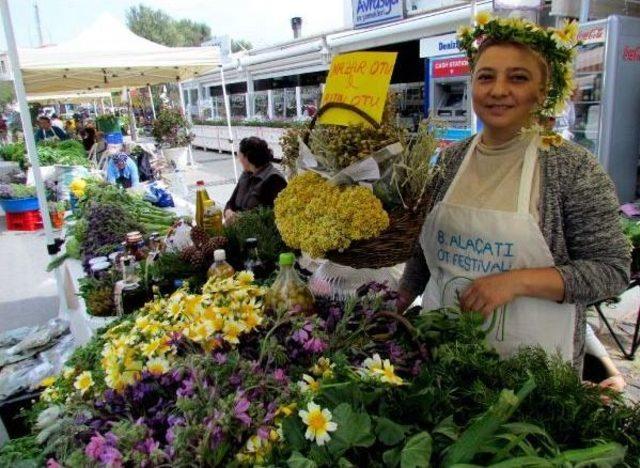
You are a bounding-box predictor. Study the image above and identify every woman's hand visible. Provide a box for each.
[224,209,236,225]
[460,271,523,317]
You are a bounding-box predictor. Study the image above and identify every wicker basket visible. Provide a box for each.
[302,102,429,269]
[325,202,429,269]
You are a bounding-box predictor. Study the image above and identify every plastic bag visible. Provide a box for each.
[0,326,32,348]
[7,318,69,356]
[144,183,175,208]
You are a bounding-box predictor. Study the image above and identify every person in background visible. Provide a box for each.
[0,116,7,143]
[80,120,96,151]
[224,136,287,225]
[35,116,69,142]
[106,152,140,188]
[64,119,76,137]
[50,113,64,130]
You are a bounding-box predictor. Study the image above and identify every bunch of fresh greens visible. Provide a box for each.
[95,115,121,133]
[0,141,26,165]
[223,206,288,271]
[0,183,37,199]
[37,140,88,167]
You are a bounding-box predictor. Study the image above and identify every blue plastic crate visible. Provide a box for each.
[0,197,39,213]
[105,132,124,144]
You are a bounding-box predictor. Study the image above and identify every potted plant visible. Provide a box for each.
[0,183,39,213]
[48,200,67,229]
[152,108,194,170]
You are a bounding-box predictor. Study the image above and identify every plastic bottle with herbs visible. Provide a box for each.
[207,249,235,280]
[202,199,224,235]
[266,253,314,315]
[195,180,210,228]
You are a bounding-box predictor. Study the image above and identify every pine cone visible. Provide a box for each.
[190,249,206,269]
[190,226,210,248]
[180,245,197,263]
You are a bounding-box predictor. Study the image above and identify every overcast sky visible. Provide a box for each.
[0,0,348,50]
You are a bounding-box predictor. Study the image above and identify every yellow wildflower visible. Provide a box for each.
[241,309,263,330]
[41,387,59,403]
[475,11,491,27]
[74,371,94,395]
[145,357,170,376]
[298,402,337,446]
[379,359,404,386]
[222,320,246,344]
[62,367,75,379]
[276,403,297,418]
[311,357,335,378]
[360,353,383,377]
[236,271,254,285]
[457,24,472,38]
[142,337,170,357]
[40,376,56,388]
[298,374,321,394]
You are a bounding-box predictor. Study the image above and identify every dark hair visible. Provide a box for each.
[51,113,58,119]
[38,115,51,122]
[239,137,274,168]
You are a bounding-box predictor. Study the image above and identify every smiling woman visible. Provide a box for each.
[399,14,630,394]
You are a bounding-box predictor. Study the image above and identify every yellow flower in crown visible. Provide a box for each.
[539,132,564,151]
[141,337,170,358]
[457,24,472,37]
[475,11,491,26]
[552,19,579,48]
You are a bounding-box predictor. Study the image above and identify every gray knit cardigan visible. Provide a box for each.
[400,137,631,368]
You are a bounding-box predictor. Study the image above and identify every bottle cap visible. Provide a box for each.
[196,180,205,186]
[279,252,295,266]
[214,249,226,261]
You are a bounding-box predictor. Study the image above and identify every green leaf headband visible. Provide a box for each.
[457,12,580,117]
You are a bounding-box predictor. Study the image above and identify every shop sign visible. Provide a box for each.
[419,33,461,58]
[577,26,606,45]
[352,0,404,29]
[623,45,640,62]
[319,51,397,127]
[432,57,470,78]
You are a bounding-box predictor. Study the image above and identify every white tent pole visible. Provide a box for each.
[0,0,68,319]
[470,0,478,133]
[100,98,105,114]
[126,87,138,142]
[147,84,156,120]
[109,95,115,113]
[219,67,238,183]
[92,100,98,116]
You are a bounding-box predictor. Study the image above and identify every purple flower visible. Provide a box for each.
[46,459,61,468]
[177,377,195,398]
[141,438,160,455]
[273,368,287,382]
[166,427,176,444]
[100,446,123,467]
[387,341,404,361]
[168,332,183,347]
[85,433,107,460]
[258,426,271,440]
[213,352,227,364]
[229,373,242,386]
[210,425,224,449]
[233,397,252,426]
[303,337,327,353]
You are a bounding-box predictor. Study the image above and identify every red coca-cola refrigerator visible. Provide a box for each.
[565,15,640,202]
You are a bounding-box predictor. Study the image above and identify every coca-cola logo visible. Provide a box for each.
[577,27,605,43]
[623,45,640,62]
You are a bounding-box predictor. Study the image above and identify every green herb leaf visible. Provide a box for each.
[400,432,432,468]
[287,451,317,468]
[375,417,411,446]
[328,403,375,457]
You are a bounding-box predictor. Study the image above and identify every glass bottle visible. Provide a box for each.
[195,180,210,228]
[266,253,314,315]
[243,237,266,280]
[207,249,235,280]
[202,199,224,235]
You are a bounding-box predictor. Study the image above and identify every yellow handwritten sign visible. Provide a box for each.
[319,51,397,127]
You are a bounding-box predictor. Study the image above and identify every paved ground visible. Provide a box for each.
[1,146,639,401]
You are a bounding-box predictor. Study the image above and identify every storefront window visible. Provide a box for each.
[272,89,284,118]
[301,86,320,118]
[254,92,268,119]
[284,88,297,119]
[230,93,247,119]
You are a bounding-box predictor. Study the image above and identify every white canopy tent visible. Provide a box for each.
[0,4,237,325]
[15,13,220,94]
[27,90,112,104]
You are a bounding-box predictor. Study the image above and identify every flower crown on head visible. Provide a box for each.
[457,12,580,118]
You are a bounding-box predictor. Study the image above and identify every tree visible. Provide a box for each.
[125,4,211,47]
[231,39,253,53]
[0,81,15,112]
